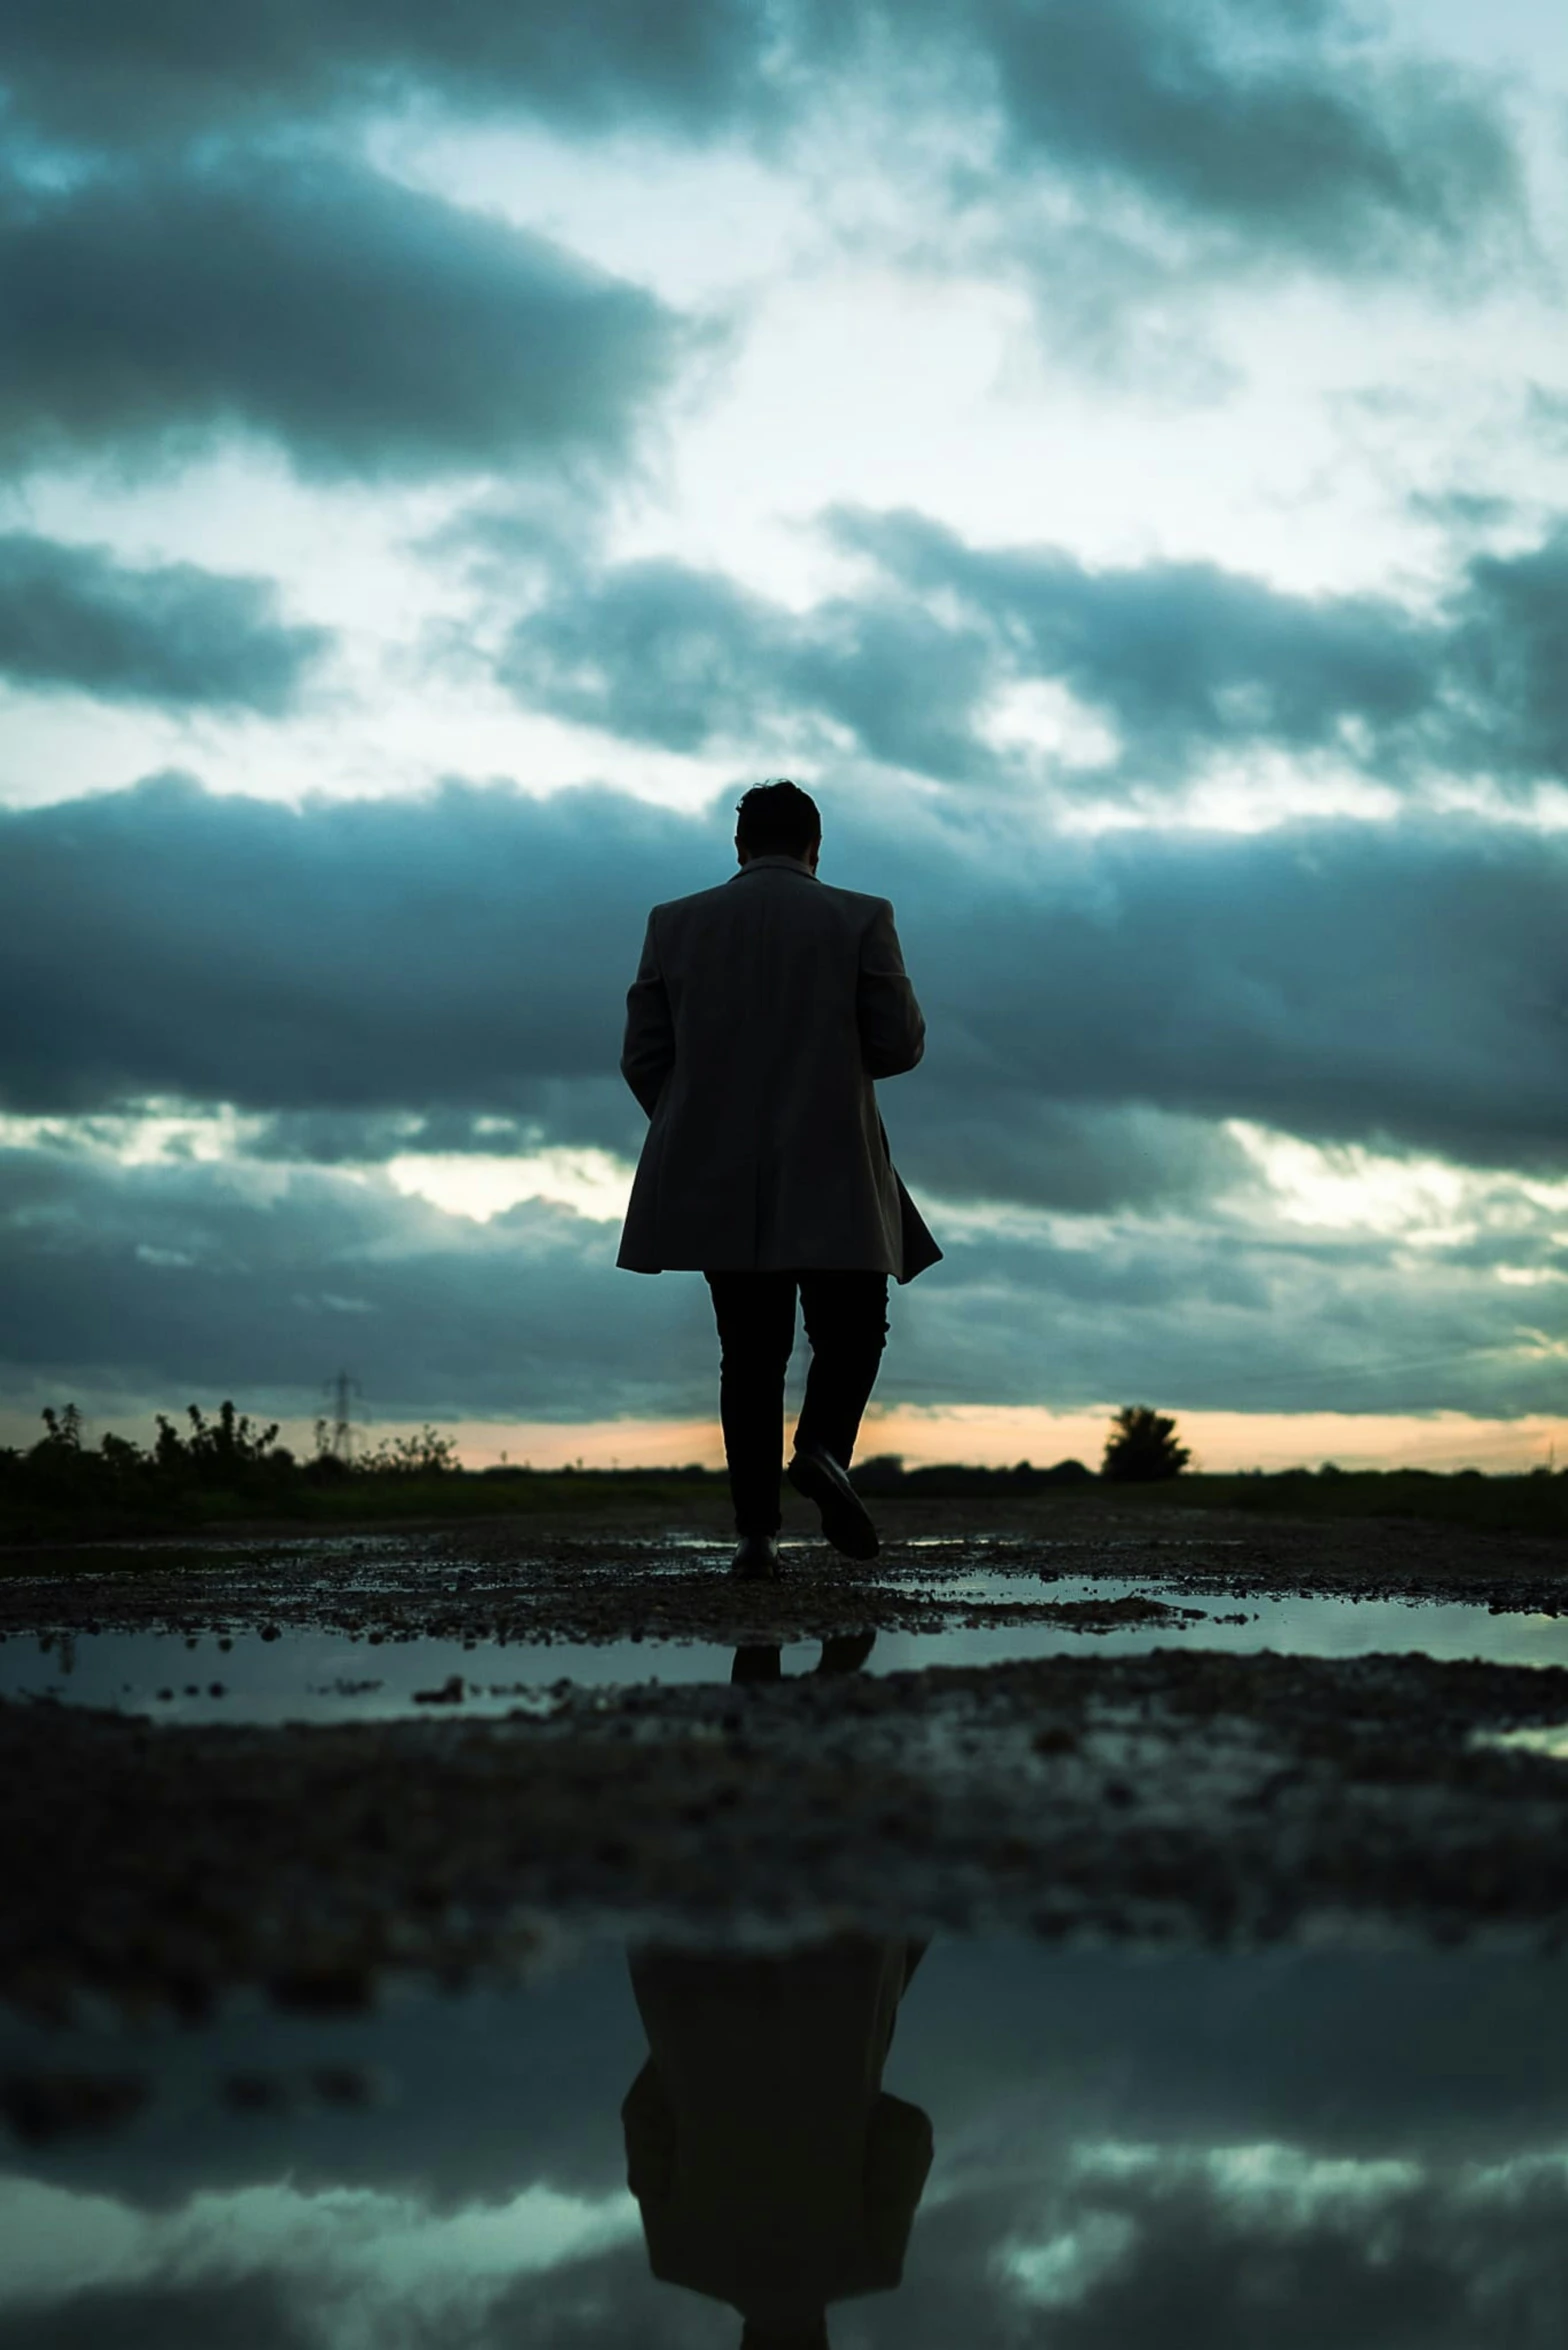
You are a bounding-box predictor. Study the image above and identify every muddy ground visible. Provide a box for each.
[4,1502,1568,2018]
[4,1494,1567,1643]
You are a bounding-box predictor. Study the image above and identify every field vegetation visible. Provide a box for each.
[1,1402,1563,1544]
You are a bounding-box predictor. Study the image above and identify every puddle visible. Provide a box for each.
[1478,1724,1568,1761]
[6,1580,1568,1722]
[887,1578,1568,1672]
[0,1625,741,1724]
[2,1933,1565,2346]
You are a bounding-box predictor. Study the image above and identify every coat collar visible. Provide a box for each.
[730,854,818,881]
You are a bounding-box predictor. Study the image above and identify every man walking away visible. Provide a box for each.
[617,780,939,1579]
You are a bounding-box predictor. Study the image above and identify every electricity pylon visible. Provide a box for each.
[324,1370,361,1464]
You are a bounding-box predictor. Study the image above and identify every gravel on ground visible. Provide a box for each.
[6,1641,1568,2020]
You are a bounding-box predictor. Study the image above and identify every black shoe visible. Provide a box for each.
[729,1534,782,1580]
[786,1442,879,1561]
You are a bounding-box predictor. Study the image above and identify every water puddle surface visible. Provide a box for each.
[3,1934,1565,2347]
[0,1626,731,1724]
[5,1578,1568,1721]
[1479,1724,1568,1761]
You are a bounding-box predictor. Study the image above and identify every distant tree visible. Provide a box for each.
[24,1405,152,1503]
[38,1403,85,1453]
[1101,1406,1190,1483]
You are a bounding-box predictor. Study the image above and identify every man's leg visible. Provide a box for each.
[795,1271,890,1470]
[704,1271,798,1535]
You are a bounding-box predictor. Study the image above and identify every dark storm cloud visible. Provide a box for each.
[1,775,1565,1190]
[0,1144,714,1423]
[1448,527,1568,786]
[0,155,689,480]
[241,1098,1249,1219]
[496,555,996,779]
[897,1217,1566,1421]
[0,3,1521,282]
[493,511,1568,796]
[0,531,329,710]
[0,775,689,1125]
[2,1128,1558,1424]
[830,504,1435,774]
[888,1102,1251,1220]
[0,0,769,147]
[244,1088,641,1168]
[940,0,1521,270]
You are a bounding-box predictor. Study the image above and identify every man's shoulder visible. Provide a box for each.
[645,874,892,930]
[643,878,734,928]
[816,879,893,921]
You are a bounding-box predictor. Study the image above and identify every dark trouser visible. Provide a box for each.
[704,1270,890,1536]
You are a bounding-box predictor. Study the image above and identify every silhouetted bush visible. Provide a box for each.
[3,1404,1562,1543]
[0,1399,299,1526]
[302,1451,353,1484]
[354,1426,461,1477]
[853,1455,1096,1497]
[154,1401,291,1484]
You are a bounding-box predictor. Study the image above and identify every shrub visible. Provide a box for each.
[354,1426,462,1477]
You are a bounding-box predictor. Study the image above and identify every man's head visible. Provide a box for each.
[735,779,821,871]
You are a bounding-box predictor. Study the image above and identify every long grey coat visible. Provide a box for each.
[616,854,940,1281]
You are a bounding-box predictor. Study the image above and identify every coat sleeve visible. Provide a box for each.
[862,2093,935,2275]
[621,2060,676,2205]
[857,900,926,1079]
[621,912,676,1116]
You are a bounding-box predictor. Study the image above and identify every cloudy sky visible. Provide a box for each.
[2,0,1566,1469]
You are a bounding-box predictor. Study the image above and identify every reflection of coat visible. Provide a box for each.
[622,1939,933,2335]
[616,855,940,1281]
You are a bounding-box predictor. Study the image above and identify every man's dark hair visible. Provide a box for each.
[735,778,821,858]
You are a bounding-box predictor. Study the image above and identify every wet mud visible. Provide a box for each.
[4,1499,1566,1644]
[7,1645,1568,2019]
[4,1507,1568,2021]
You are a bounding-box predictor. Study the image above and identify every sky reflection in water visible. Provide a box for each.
[7,1581,1568,1723]
[2,1936,1566,2347]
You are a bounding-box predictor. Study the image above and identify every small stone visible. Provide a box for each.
[414,1675,465,1706]
[1033,1726,1079,1756]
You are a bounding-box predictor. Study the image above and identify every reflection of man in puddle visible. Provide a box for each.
[622,1937,931,2346]
[731,1629,878,1683]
